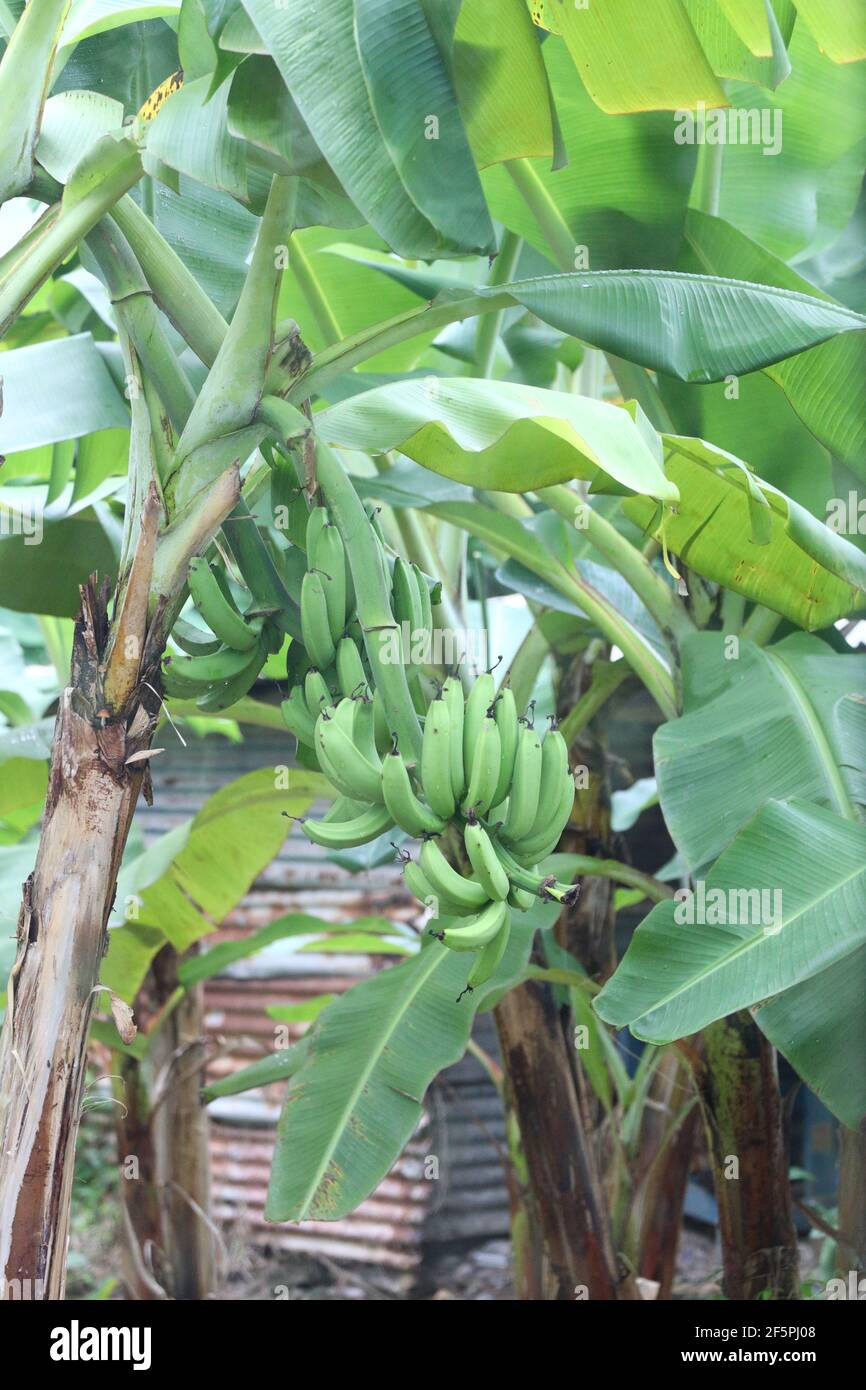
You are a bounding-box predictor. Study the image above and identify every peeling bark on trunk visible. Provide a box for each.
[0,577,161,1301]
[696,1012,800,1300]
[0,692,150,1298]
[494,982,634,1300]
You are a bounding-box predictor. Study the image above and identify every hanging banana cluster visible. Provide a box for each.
[281,502,436,760]
[161,555,284,711]
[291,662,578,994]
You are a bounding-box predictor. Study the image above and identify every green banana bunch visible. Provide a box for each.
[276,511,581,983]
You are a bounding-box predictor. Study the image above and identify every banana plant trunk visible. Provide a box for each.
[838,1119,866,1279]
[494,982,633,1299]
[695,1012,800,1300]
[0,581,160,1300]
[149,946,215,1301]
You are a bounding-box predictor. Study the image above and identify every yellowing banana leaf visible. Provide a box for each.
[654,631,866,869]
[483,40,694,270]
[594,798,866,1130]
[145,73,247,203]
[102,768,330,997]
[687,0,791,88]
[792,0,866,63]
[623,435,866,628]
[555,0,726,114]
[716,0,775,56]
[454,0,558,168]
[319,377,677,502]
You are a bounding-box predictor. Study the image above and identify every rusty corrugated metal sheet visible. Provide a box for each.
[139,721,511,1279]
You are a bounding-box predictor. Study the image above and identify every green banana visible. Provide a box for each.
[333,694,359,741]
[419,839,489,912]
[501,722,543,844]
[301,570,336,671]
[223,500,301,640]
[336,635,369,698]
[403,859,440,913]
[351,696,383,769]
[304,668,332,720]
[372,687,392,755]
[195,638,267,712]
[171,617,222,657]
[462,671,495,770]
[160,661,213,700]
[312,523,348,645]
[465,913,511,990]
[420,698,456,819]
[514,750,575,856]
[316,711,384,803]
[491,686,519,808]
[507,882,536,912]
[442,674,465,800]
[412,563,433,664]
[188,555,261,653]
[281,685,316,746]
[163,643,261,685]
[495,843,579,906]
[300,801,394,849]
[460,715,502,817]
[440,899,507,953]
[382,749,446,837]
[464,814,510,901]
[305,505,329,559]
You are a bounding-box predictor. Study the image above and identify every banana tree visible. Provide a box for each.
[0,0,864,1301]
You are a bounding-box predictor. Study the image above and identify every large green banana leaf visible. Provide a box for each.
[717,25,866,262]
[654,632,866,870]
[319,377,678,502]
[265,910,543,1223]
[298,268,866,404]
[0,333,128,451]
[623,435,866,628]
[486,271,866,384]
[754,944,866,1127]
[682,209,866,475]
[239,0,473,257]
[354,0,494,255]
[593,798,866,1127]
[481,40,694,270]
